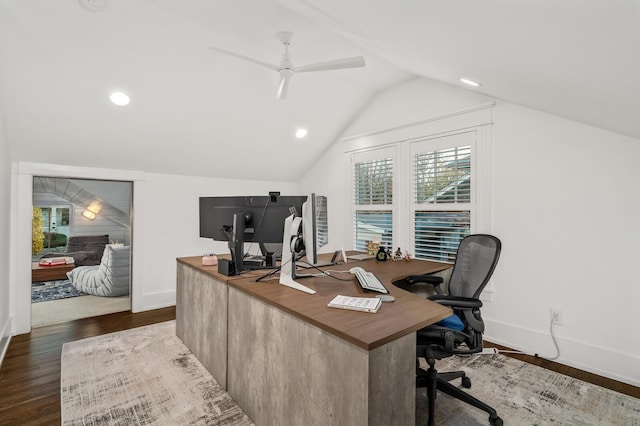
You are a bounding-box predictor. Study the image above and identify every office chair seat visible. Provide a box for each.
[410,234,503,426]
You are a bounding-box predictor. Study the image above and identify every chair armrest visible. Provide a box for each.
[429,295,483,309]
[404,274,445,294]
[405,274,443,285]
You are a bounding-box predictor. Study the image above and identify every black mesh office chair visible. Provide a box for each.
[405,234,502,426]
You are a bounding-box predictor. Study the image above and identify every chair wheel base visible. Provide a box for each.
[490,415,503,426]
[461,377,471,388]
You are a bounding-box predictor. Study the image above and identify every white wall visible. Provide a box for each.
[11,162,297,333]
[488,103,640,384]
[0,107,11,366]
[298,77,640,386]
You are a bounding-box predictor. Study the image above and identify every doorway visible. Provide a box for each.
[31,177,133,327]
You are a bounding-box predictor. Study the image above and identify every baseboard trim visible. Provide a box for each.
[0,315,13,369]
[136,290,176,313]
[484,319,640,388]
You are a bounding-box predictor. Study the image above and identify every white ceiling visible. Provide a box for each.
[1,1,638,181]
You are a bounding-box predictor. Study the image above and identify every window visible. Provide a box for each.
[352,148,395,251]
[411,133,474,262]
[345,106,492,291]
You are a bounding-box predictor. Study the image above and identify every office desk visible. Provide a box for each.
[176,255,451,426]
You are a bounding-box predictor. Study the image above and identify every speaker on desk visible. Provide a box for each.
[218,258,236,276]
[265,252,275,268]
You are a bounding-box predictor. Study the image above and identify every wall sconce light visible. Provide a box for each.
[82,210,96,220]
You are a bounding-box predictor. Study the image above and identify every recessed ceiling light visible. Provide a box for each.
[295,128,308,139]
[460,78,481,87]
[110,91,130,106]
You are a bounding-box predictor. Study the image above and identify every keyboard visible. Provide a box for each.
[349,267,388,294]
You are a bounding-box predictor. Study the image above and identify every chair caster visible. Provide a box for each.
[490,415,503,426]
[461,377,471,388]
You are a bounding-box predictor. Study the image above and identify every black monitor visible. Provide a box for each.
[199,194,307,273]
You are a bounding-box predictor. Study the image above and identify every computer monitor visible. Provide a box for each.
[302,193,329,266]
[199,194,307,273]
[280,193,329,294]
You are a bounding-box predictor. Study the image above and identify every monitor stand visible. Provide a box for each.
[279,214,316,295]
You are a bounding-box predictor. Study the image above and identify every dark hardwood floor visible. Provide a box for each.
[1,306,638,425]
[0,307,176,426]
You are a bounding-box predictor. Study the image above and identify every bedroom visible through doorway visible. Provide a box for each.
[31,177,133,327]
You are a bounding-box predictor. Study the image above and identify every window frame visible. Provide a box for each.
[409,131,476,263]
[350,145,399,252]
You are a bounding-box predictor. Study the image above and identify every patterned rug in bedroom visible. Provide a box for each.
[61,321,640,425]
[32,279,87,303]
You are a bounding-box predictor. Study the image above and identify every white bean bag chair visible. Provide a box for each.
[67,245,130,297]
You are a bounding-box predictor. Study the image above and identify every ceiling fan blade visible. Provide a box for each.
[277,72,292,100]
[295,56,365,73]
[208,46,281,72]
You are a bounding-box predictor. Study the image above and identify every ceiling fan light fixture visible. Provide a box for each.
[460,78,481,87]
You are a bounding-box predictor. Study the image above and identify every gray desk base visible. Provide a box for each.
[227,287,415,426]
[177,263,417,425]
[176,263,228,388]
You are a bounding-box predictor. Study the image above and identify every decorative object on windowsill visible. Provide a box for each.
[202,253,218,266]
[393,247,404,261]
[109,240,124,248]
[404,250,412,261]
[366,241,380,256]
[376,246,388,262]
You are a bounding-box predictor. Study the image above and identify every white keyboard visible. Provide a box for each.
[349,267,388,294]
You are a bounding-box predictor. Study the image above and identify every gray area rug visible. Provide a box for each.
[62,321,639,425]
[421,354,640,425]
[61,321,253,426]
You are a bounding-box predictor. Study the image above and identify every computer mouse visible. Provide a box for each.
[349,267,365,274]
[376,294,395,302]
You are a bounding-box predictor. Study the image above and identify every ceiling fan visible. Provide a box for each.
[208,31,366,100]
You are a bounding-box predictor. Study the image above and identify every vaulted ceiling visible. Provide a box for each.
[1,1,638,181]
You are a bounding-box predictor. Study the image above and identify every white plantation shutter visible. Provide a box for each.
[411,133,474,262]
[354,158,393,205]
[414,211,470,262]
[352,149,395,251]
[414,146,471,204]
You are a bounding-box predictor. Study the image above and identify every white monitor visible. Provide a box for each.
[279,193,328,294]
[302,193,328,266]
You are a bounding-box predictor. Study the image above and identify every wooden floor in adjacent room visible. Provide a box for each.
[0,307,176,426]
[1,305,638,425]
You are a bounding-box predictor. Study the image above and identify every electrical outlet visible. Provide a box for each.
[550,308,564,326]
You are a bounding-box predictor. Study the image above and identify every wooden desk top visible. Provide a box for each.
[178,254,452,350]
